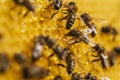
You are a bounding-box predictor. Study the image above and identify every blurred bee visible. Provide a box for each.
[59,1,78,29]
[0,53,10,73]
[13,0,35,17]
[14,53,28,65]
[64,29,95,46]
[43,36,65,61]
[54,75,63,80]
[45,37,75,74]
[113,46,120,53]
[13,0,35,12]
[40,35,66,60]
[80,13,97,37]
[107,51,117,66]
[101,25,118,40]
[32,36,46,61]
[22,64,50,79]
[92,44,110,69]
[108,46,120,66]
[32,35,63,60]
[34,35,75,74]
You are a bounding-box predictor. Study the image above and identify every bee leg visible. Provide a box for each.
[91,54,99,57]
[45,2,53,10]
[47,53,55,66]
[68,40,81,45]
[18,10,23,15]
[48,53,55,59]
[56,63,66,75]
[57,63,66,68]
[51,11,59,19]
[91,58,100,62]
[23,10,29,17]
[61,10,68,14]
[59,15,68,21]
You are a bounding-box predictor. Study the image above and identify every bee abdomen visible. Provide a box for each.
[66,13,75,29]
[67,58,75,74]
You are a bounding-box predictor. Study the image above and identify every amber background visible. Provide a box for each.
[0,0,120,80]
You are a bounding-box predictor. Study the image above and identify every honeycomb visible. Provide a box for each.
[0,0,120,80]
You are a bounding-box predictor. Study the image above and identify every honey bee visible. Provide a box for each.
[108,51,117,66]
[92,44,110,69]
[64,29,95,46]
[63,47,75,74]
[80,13,97,37]
[80,13,92,26]
[108,46,120,66]
[22,64,50,78]
[46,38,76,74]
[55,47,76,74]
[60,1,78,29]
